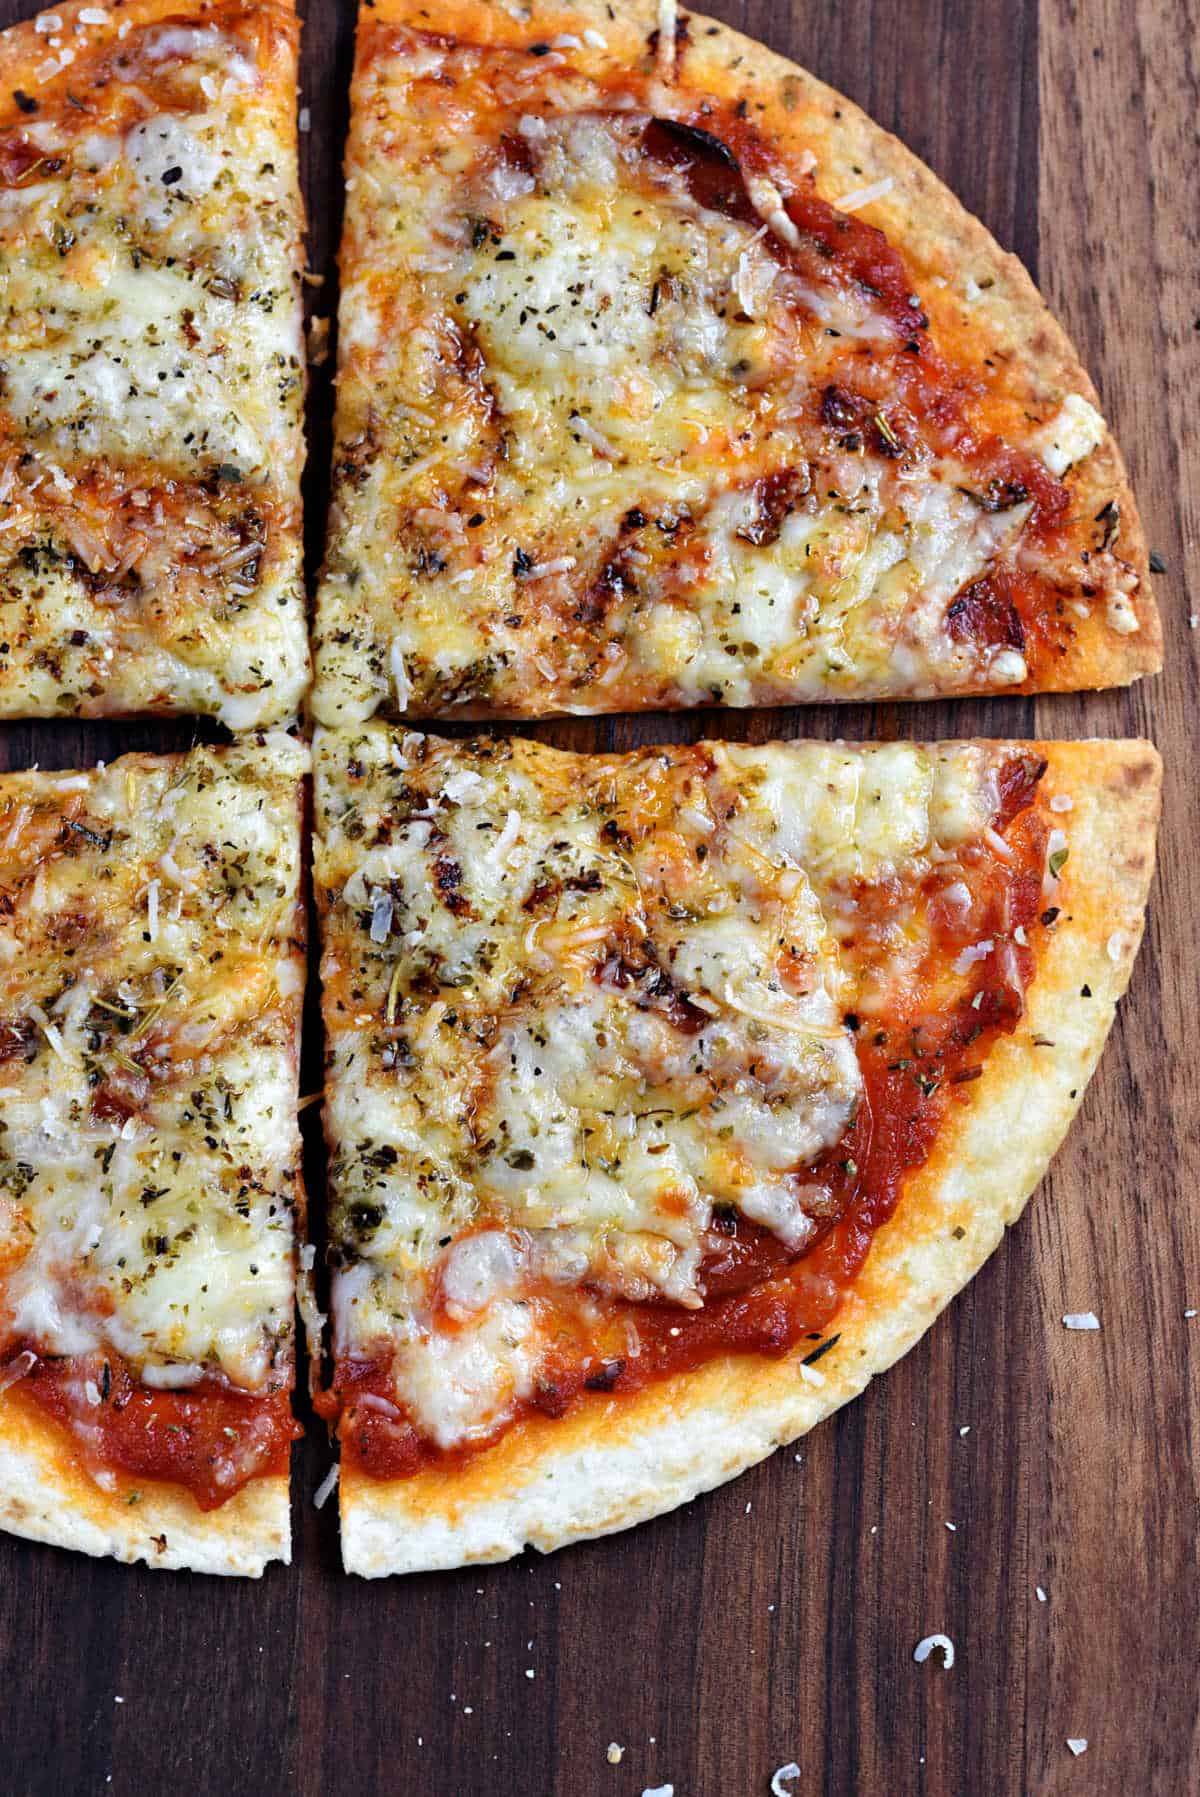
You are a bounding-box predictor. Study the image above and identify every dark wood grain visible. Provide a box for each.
[1,2,1197,1793]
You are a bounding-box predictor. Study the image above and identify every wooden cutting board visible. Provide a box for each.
[1,2,1196,1792]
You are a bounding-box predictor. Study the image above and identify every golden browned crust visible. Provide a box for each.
[338,739,1161,1573]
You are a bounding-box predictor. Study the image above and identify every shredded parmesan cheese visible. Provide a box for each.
[833,175,894,212]
[313,1461,340,1510]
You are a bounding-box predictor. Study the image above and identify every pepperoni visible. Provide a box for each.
[640,117,758,224]
[946,572,1026,652]
[994,751,1049,830]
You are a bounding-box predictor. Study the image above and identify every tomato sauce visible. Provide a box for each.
[10,1352,299,1510]
[330,763,1048,1482]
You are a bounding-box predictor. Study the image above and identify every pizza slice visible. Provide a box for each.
[312,722,1159,1575]
[312,0,1160,725]
[0,732,308,1575]
[0,0,308,726]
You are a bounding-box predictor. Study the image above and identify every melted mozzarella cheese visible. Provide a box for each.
[392,1299,540,1450]
[0,8,308,724]
[314,723,1018,1448]
[732,740,998,884]
[314,35,1124,724]
[0,734,307,1392]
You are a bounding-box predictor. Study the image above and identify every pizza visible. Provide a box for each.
[0,0,1166,1586]
[311,0,1161,725]
[0,732,308,1575]
[311,722,1159,1575]
[0,0,308,727]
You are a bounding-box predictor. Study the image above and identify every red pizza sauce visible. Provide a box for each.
[8,1352,299,1511]
[327,755,1050,1482]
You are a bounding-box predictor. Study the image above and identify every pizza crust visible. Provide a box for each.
[0,1389,290,1575]
[338,0,1159,702]
[337,739,1160,1574]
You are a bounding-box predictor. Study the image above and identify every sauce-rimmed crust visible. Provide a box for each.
[0,732,308,1574]
[0,0,308,726]
[311,726,1159,1575]
[313,0,1159,725]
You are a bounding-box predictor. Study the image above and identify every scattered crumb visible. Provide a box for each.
[1062,1312,1101,1331]
[313,1461,339,1509]
[1036,1586,1048,1603]
[524,1669,535,1680]
[1185,1309,1197,1319]
[1190,614,1198,629]
[945,1521,957,1532]
[298,105,311,132]
[307,315,331,366]
[771,1765,801,1796]
[913,1633,955,1669]
[606,1743,624,1765]
[1067,1738,1088,1756]
[959,1425,971,1436]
